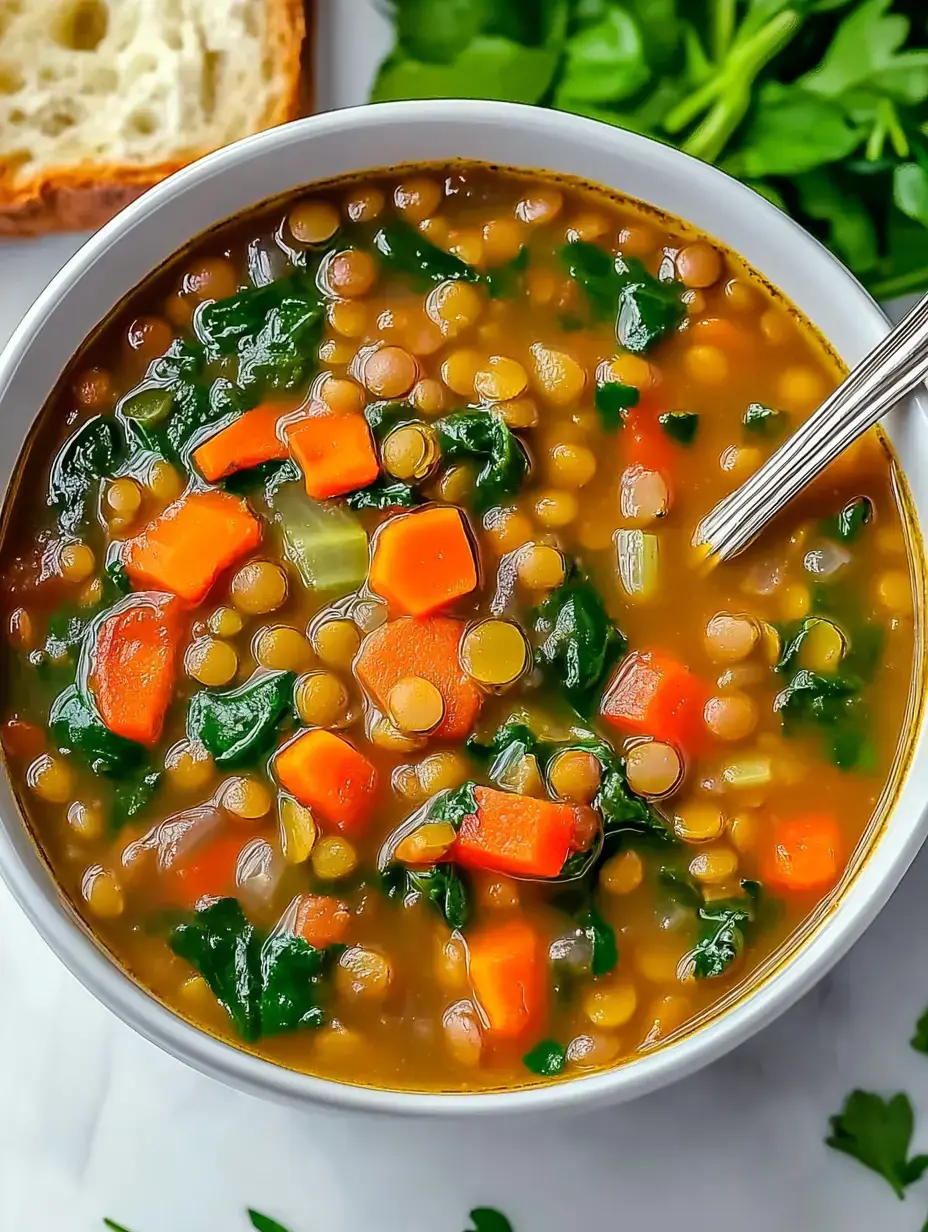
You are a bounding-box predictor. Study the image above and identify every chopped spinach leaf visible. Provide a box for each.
[49,415,124,532]
[49,684,144,777]
[613,254,687,353]
[659,410,699,444]
[223,458,301,500]
[743,402,788,437]
[532,568,625,711]
[435,409,529,514]
[105,559,132,595]
[523,1038,567,1076]
[169,897,337,1043]
[692,894,756,979]
[561,241,686,352]
[774,667,871,769]
[103,1221,133,1232]
[345,477,421,509]
[187,671,295,767]
[483,245,529,298]
[407,862,470,930]
[364,399,418,442]
[111,769,161,834]
[428,780,479,827]
[373,220,480,286]
[594,379,639,430]
[119,386,175,427]
[382,860,470,931]
[825,496,873,543]
[577,905,618,976]
[826,1090,928,1198]
[467,722,541,787]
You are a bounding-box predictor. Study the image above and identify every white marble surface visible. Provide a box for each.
[3,4,928,1230]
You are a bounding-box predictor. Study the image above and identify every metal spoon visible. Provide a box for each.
[694,292,928,564]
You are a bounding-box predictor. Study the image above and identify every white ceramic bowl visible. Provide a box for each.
[1,100,926,1117]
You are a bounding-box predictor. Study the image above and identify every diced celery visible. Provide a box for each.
[616,529,659,602]
[721,756,773,790]
[271,484,368,594]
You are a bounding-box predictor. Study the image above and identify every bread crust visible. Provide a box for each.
[0,0,306,237]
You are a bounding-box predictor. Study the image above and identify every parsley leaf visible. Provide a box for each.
[826,1090,928,1198]
[466,1209,515,1232]
[248,1212,294,1232]
[911,1007,928,1054]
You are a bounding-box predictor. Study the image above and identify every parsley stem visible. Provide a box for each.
[711,0,736,63]
[868,264,928,300]
[665,10,802,137]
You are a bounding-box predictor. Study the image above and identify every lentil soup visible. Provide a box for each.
[0,165,918,1092]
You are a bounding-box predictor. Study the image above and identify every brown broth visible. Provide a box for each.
[0,164,920,1092]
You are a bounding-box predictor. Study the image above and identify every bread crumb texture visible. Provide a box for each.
[0,0,304,233]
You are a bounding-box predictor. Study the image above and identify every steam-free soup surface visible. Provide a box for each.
[0,165,916,1091]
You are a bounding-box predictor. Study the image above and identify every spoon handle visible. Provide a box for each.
[695,292,928,562]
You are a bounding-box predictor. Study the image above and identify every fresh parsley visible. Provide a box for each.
[826,1090,928,1198]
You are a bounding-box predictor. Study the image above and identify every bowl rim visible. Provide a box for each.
[1,98,926,1116]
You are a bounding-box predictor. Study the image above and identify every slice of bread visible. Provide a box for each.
[0,0,306,235]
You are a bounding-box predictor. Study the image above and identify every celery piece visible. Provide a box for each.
[271,484,368,593]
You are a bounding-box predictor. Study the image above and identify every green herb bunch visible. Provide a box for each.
[373,0,928,300]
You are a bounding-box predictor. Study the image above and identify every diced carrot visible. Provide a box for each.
[354,616,483,740]
[124,489,262,606]
[764,814,842,892]
[468,918,547,1041]
[601,649,708,754]
[275,729,378,834]
[286,407,379,499]
[192,402,292,482]
[171,832,250,910]
[1,716,45,760]
[624,405,672,474]
[368,506,478,616]
[293,893,351,948]
[89,593,185,746]
[453,785,576,879]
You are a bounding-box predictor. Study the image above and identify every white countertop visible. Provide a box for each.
[4,5,928,1230]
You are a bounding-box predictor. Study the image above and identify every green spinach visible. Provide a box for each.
[428,780,480,826]
[594,379,639,431]
[169,897,338,1042]
[692,894,756,979]
[523,1038,567,1076]
[577,904,618,976]
[774,667,871,769]
[826,495,874,542]
[743,402,788,437]
[49,685,144,777]
[49,416,124,532]
[111,769,161,834]
[383,861,470,931]
[561,241,686,351]
[187,671,295,767]
[532,568,625,711]
[345,477,421,509]
[659,410,699,444]
[373,220,480,285]
[435,409,529,514]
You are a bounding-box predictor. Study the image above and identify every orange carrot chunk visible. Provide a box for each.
[453,785,576,879]
[469,918,547,1041]
[286,408,379,499]
[624,403,673,474]
[368,506,478,616]
[89,593,185,746]
[354,615,483,740]
[764,814,842,892]
[192,402,291,482]
[293,893,351,948]
[601,649,708,754]
[275,729,378,834]
[171,833,250,910]
[124,489,262,606]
